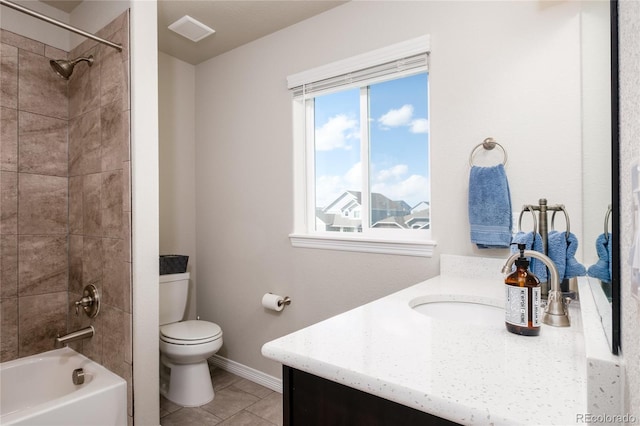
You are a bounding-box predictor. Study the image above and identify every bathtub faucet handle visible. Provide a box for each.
[74,284,100,318]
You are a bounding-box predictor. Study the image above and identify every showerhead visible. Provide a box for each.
[49,55,94,80]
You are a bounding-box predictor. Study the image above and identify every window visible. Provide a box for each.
[289,36,436,257]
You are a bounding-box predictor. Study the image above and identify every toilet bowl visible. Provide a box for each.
[159,273,223,407]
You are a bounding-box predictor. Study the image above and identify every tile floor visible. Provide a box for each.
[160,366,283,426]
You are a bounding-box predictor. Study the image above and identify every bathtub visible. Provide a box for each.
[0,347,127,425]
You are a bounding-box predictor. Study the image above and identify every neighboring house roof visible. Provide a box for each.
[320,191,429,230]
[411,201,430,213]
[324,191,412,213]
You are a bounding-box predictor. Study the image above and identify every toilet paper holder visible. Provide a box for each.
[262,293,292,312]
[278,296,292,308]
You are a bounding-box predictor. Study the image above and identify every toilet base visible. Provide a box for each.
[160,356,214,407]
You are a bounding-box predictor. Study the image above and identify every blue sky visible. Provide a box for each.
[314,72,429,208]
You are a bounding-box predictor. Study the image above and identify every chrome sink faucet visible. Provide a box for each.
[502,250,570,327]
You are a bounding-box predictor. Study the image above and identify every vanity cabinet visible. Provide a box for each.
[282,366,460,426]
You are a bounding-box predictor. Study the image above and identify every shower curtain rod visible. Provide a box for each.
[0,0,122,52]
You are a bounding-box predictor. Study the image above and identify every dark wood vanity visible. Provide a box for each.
[282,366,460,426]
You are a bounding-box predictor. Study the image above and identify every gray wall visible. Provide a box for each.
[190,0,584,377]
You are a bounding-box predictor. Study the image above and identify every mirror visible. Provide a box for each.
[610,0,621,355]
[582,0,619,354]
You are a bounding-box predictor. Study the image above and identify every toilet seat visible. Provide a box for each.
[160,320,222,345]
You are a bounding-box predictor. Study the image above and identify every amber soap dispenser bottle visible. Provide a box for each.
[505,244,541,336]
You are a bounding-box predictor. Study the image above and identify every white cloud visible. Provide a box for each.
[315,114,359,151]
[371,164,429,206]
[344,161,362,187]
[376,164,408,182]
[410,118,429,134]
[316,162,428,209]
[378,104,414,128]
[315,162,361,208]
[316,175,344,208]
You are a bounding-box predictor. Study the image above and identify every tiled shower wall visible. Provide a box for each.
[0,11,132,420]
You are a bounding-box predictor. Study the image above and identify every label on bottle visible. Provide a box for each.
[505,285,528,326]
[532,287,541,327]
[505,285,541,327]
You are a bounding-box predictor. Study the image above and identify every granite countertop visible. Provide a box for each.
[262,256,587,425]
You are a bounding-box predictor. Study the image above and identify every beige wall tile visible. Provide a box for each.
[123,261,131,313]
[1,107,18,170]
[101,304,126,376]
[1,171,17,234]
[69,109,101,176]
[18,173,67,235]
[18,291,66,357]
[122,109,130,161]
[18,111,67,176]
[82,236,104,285]
[0,30,44,55]
[122,210,131,262]
[68,47,99,120]
[1,44,18,109]
[99,29,128,109]
[69,235,83,294]
[101,102,124,171]
[18,235,68,296]
[1,297,18,361]
[123,161,131,212]
[69,176,83,234]
[18,50,67,120]
[102,238,124,309]
[44,45,68,61]
[1,234,18,299]
[83,173,102,236]
[102,170,123,238]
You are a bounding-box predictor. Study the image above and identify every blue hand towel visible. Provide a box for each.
[511,231,547,280]
[564,232,586,279]
[587,233,611,283]
[607,233,613,282]
[547,230,567,282]
[468,164,512,248]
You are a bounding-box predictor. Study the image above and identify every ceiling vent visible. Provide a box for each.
[168,15,215,42]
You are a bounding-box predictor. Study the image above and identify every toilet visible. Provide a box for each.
[159,272,223,407]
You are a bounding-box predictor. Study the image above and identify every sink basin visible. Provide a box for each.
[411,297,504,327]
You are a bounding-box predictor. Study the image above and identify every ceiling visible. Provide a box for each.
[41,0,346,65]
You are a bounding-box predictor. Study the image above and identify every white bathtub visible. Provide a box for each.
[0,347,127,426]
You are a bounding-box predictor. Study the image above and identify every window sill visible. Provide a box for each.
[289,233,436,257]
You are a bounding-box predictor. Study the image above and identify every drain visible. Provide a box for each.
[72,368,85,385]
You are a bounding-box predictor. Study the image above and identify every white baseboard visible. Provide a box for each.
[208,354,282,394]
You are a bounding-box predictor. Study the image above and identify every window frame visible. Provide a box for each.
[289,36,436,257]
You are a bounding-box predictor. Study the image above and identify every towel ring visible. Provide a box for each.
[604,204,612,242]
[518,205,538,235]
[550,206,571,239]
[469,137,508,167]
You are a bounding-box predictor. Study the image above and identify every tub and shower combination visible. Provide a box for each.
[0,1,130,424]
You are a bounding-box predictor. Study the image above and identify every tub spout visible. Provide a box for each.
[55,326,95,348]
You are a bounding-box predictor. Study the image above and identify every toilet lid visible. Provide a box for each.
[160,320,222,342]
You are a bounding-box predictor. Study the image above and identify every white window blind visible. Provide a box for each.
[287,35,430,97]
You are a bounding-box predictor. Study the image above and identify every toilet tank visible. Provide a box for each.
[159,272,190,325]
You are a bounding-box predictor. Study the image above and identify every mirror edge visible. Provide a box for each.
[610,0,621,356]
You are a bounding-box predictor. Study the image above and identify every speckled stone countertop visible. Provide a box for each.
[262,255,587,425]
